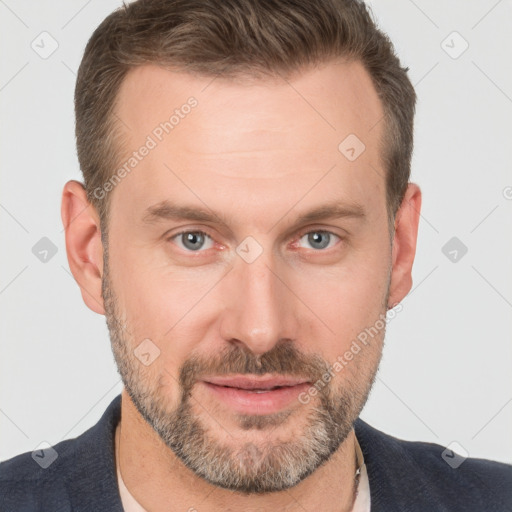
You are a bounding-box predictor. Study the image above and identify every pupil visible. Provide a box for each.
[183,232,203,250]
[308,231,329,249]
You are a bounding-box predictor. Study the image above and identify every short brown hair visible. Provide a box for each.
[75,0,416,240]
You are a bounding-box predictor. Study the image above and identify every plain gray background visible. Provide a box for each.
[1,0,511,465]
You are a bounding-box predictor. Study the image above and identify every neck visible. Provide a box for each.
[115,389,358,512]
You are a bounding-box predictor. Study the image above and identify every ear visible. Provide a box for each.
[61,180,105,315]
[388,183,422,307]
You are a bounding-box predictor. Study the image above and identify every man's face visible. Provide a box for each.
[102,60,392,494]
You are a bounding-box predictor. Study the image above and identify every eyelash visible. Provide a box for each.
[167,228,342,253]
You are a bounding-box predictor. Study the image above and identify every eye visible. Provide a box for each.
[170,230,215,252]
[296,230,341,251]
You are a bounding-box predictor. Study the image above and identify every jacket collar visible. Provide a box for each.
[354,417,444,511]
[66,393,124,512]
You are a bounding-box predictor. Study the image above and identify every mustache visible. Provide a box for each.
[179,339,330,394]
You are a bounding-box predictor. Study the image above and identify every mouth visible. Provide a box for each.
[208,385,295,393]
[200,375,312,414]
[202,375,311,391]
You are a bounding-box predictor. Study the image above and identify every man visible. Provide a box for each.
[1,0,511,511]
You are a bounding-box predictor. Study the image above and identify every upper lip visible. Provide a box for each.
[203,375,310,390]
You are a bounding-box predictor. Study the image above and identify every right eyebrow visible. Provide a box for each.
[142,201,228,227]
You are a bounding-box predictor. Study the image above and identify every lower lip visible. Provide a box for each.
[202,381,311,415]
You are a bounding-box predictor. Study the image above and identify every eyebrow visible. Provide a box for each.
[142,199,366,230]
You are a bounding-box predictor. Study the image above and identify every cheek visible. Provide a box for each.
[110,251,218,370]
[315,264,388,394]
[111,236,194,327]
[293,246,390,343]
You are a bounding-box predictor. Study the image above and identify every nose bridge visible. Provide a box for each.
[220,246,294,355]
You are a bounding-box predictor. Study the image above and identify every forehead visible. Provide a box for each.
[110,60,386,229]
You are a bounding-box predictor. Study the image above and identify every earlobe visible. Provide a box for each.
[388,183,422,308]
[61,180,105,315]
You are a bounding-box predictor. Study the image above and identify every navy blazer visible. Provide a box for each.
[1,394,511,511]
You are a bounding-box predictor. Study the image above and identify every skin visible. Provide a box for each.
[61,59,421,511]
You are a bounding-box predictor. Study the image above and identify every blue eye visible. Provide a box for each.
[298,231,340,250]
[169,229,341,254]
[171,231,214,252]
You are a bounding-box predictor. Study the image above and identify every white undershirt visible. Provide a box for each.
[352,434,371,512]
[115,426,371,512]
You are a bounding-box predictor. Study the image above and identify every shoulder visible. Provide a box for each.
[354,418,512,511]
[0,394,123,512]
[0,437,78,512]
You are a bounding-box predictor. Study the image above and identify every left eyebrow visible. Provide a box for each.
[141,199,366,230]
[290,201,366,226]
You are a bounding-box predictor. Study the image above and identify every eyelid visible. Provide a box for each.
[167,229,218,251]
[291,227,343,250]
[294,225,344,239]
[169,228,212,239]
[166,225,346,251]
[165,226,343,239]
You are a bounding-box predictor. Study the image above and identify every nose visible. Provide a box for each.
[219,249,298,356]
